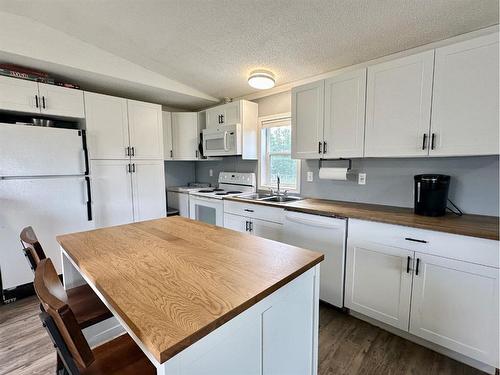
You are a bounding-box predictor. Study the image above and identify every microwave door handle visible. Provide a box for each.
[223,131,229,151]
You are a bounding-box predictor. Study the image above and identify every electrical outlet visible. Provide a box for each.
[209,169,213,177]
[358,173,366,185]
[307,171,314,182]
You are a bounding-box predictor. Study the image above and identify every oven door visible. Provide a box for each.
[189,195,224,226]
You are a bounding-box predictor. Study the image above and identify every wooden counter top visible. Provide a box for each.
[286,199,499,240]
[226,197,499,240]
[57,217,323,363]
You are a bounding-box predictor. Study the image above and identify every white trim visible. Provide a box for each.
[237,26,499,101]
[257,113,301,193]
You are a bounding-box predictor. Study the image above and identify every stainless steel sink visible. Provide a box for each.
[259,195,302,203]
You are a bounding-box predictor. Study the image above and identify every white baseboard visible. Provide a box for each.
[83,316,125,348]
[349,310,496,374]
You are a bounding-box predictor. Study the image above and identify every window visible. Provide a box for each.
[259,115,300,192]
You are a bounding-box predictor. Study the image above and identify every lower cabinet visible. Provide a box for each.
[409,253,499,366]
[345,219,499,367]
[91,159,166,227]
[223,212,283,242]
[345,241,413,331]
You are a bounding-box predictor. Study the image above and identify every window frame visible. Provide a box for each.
[258,112,301,193]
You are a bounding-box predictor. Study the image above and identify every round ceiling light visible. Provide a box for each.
[248,70,275,90]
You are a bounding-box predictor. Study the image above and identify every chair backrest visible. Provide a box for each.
[20,226,46,271]
[34,258,95,370]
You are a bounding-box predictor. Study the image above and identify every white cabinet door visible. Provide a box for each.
[223,101,240,124]
[410,253,499,366]
[224,213,249,233]
[84,92,130,160]
[162,111,173,160]
[0,76,39,114]
[345,240,413,330]
[131,160,166,222]
[430,33,499,156]
[38,83,85,118]
[324,69,366,158]
[291,80,325,159]
[365,50,434,157]
[127,100,163,160]
[90,160,134,228]
[167,191,189,217]
[171,112,199,160]
[251,218,283,242]
[205,107,223,129]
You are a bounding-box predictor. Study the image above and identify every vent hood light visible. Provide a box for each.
[248,70,275,90]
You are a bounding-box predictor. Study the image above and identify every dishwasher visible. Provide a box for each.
[283,211,347,308]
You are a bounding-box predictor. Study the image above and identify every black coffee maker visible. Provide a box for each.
[414,174,450,217]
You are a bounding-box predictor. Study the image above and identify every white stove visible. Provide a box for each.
[189,172,256,226]
[189,172,256,200]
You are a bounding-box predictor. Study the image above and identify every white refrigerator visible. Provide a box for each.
[0,123,94,291]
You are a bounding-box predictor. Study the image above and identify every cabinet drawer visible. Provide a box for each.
[224,201,284,224]
[348,219,499,268]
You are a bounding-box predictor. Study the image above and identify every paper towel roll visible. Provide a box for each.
[319,167,348,180]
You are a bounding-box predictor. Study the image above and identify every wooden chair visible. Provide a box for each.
[35,258,155,375]
[20,226,112,328]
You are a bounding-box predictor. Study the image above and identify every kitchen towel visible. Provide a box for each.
[319,167,349,180]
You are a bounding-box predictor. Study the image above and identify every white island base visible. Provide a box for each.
[62,249,320,375]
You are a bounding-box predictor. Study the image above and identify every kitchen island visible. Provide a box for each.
[57,217,324,375]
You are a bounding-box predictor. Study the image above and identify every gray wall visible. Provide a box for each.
[165,91,500,216]
[164,161,196,187]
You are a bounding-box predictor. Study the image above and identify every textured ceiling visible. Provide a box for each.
[1,0,498,104]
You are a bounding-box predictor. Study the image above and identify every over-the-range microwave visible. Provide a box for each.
[202,123,242,157]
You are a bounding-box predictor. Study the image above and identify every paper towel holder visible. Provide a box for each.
[319,158,352,170]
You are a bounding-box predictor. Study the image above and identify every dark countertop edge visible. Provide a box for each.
[225,196,499,241]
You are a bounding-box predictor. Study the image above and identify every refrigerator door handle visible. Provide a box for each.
[79,130,90,175]
[84,176,92,221]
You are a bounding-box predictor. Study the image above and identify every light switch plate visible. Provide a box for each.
[358,173,366,185]
[307,171,313,182]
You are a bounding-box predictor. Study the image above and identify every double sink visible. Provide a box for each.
[238,192,302,204]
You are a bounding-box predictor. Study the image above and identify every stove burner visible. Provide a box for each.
[213,188,224,192]
[198,189,215,193]
[215,192,229,196]
[226,191,242,194]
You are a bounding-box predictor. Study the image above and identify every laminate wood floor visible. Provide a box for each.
[0,297,485,375]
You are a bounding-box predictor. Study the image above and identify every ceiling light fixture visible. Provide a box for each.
[248,70,275,90]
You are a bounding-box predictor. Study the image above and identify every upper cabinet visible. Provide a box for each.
[85,93,163,160]
[430,33,499,156]
[127,100,163,160]
[365,50,434,157]
[291,80,324,159]
[169,112,201,160]
[205,101,241,128]
[0,75,84,118]
[163,111,173,160]
[84,92,130,160]
[324,69,366,158]
[292,69,367,159]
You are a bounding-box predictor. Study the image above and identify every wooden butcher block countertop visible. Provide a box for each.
[57,217,324,363]
[286,199,499,241]
[226,197,499,240]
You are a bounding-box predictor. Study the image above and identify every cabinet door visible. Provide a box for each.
[162,111,173,160]
[365,51,434,157]
[131,160,166,222]
[291,80,325,159]
[38,83,85,118]
[90,160,134,228]
[345,240,413,330]
[324,69,366,158]
[222,101,240,124]
[171,112,199,160]
[430,33,499,156]
[127,100,163,160]
[224,213,249,233]
[410,253,499,366]
[205,107,222,129]
[84,92,130,160]
[251,218,283,242]
[0,75,40,114]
